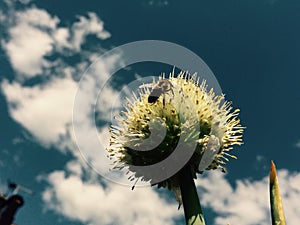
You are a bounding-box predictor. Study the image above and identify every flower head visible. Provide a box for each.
[108,70,244,199]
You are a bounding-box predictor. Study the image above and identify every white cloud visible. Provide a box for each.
[42,168,180,225]
[1,47,125,179]
[295,140,300,148]
[66,160,84,177]
[96,85,121,121]
[42,159,300,225]
[70,12,111,51]
[0,160,5,168]
[53,12,111,52]
[0,183,6,194]
[3,22,54,77]
[2,7,58,77]
[256,155,264,162]
[196,170,300,225]
[1,6,110,78]
[0,10,6,22]
[1,21,121,151]
[17,7,59,29]
[1,75,77,147]
[0,3,174,225]
[53,27,71,50]
[18,0,32,4]
[147,0,169,7]
[0,4,116,151]
[12,137,24,145]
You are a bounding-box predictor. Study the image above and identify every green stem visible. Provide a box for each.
[179,165,206,225]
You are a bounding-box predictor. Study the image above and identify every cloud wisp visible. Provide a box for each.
[295,140,300,148]
[42,162,181,225]
[0,3,181,225]
[1,5,110,78]
[196,169,300,225]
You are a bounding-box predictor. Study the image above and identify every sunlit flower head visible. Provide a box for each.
[107,70,244,193]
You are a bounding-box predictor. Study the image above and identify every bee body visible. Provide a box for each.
[148,88,162,103]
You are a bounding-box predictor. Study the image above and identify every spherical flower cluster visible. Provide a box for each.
[107,70,244,201]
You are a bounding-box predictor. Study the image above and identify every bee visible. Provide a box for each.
[148,79,174,106]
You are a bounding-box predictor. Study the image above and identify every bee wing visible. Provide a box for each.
[139,83,154,89]
[149,88,162,97]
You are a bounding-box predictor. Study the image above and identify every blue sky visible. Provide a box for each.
[0,0,300,225]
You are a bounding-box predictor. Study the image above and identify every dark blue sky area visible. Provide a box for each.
[37,0,300,176]
[1,1,300,225]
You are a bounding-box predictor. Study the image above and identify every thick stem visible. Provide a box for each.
[179,166,206,225]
